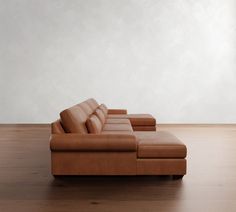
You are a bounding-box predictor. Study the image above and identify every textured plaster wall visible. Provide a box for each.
[0,0,236,123]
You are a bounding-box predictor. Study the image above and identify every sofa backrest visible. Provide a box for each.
[86,98,99,111]
[79,101,94,116]
[53,98,103,134]
[60,105,89,134]
[51,119,65,134]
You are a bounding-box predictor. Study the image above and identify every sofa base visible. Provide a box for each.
[136,159,186,175]
[51,152,186,176]
[51,152,137,175]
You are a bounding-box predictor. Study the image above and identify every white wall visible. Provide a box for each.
[0,0,236,123]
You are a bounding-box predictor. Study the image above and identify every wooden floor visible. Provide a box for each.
[0,124,236,212]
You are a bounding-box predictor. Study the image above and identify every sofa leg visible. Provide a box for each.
[172,175,184,180]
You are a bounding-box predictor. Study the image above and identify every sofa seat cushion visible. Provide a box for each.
[101,131,135,135]
[108,114,156,126]
[102,123,133,131]
[135,131,187,158]
[105,118,131,125]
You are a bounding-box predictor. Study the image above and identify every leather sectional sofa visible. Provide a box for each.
[50,98,187,179]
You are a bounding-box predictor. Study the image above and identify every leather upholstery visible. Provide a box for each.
[135,131,187,158]
[59,99,156,133]
[50,133,137,151]
[86,98,99,110]
[79,102,94,116]
[108,114,156,126]
[137,159,186,175]
[51,119,65,134]
[51,152,137,175]
[94,108,106,124]
[99,104,108,116]
[51,98,187,176]
[108,109,127,114]
[105,118,131,124]
[101,131,135,135]
[60,106,88,134]
[132,126,156,131]
[103,123,133,131]
[86,114,102,134]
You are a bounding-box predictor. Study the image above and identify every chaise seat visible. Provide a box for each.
[135,131,187,158]
[135,131,187,176]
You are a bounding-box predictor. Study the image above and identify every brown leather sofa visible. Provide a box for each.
[50,98,187,178]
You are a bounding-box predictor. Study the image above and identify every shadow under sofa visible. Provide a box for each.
[50,98,187,178]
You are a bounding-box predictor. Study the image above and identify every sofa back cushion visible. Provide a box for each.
[79,102,94,116]
[60,106,88,134]
[86,98,99,111]
[86,114,102,134]
[94,108,106,124]
[99,104,108,117]
[51,119,65,134]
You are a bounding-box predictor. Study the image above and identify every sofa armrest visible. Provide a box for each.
[50,134,137,152]
[108,109,127,114]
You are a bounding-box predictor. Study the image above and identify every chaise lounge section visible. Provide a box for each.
[50,98,187,178]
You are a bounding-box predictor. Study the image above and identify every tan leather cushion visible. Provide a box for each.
[105,118,130,124]
[86,114,102,134]
[108,109,127,114]
[60,106,88,134]
[132,126,156,131]
[99,104,108,117]
[86,98,99,111]
[51,119,65,134]
[101,131,134,135]
[108,114,156,126]
[135,131,187,158]
[79,102,94,116]
[123,114,156,126]
[102,123,133,131]
[94,108,106,124]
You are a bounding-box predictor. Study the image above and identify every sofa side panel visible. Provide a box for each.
[51,152,137,175]
[137,159,186,175]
